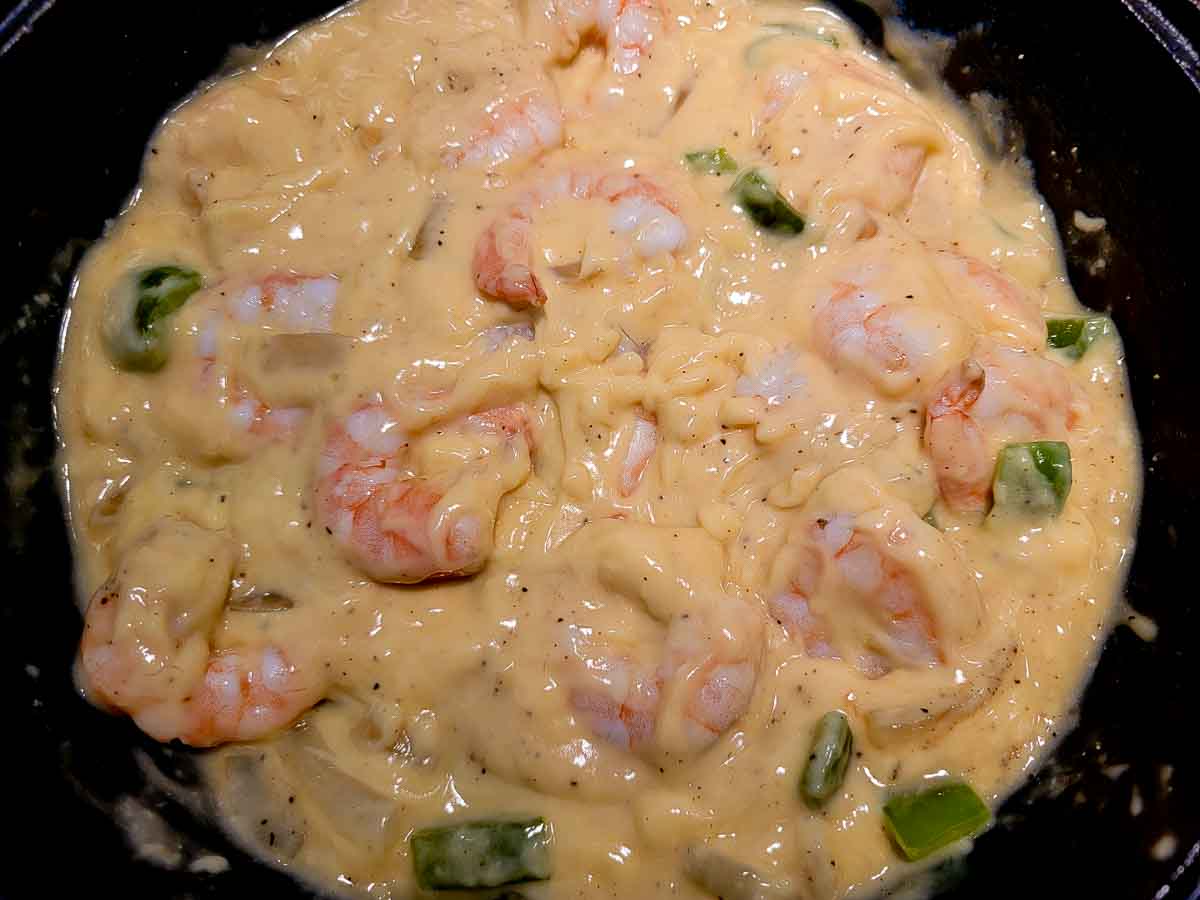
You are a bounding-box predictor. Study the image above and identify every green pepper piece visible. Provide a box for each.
[685,147,739,175]
[731,169,805,236]
[101,264,203,371]
[882,781,991,862]
[1045,315,1112,360]
[991,441,1072,515]
[801,711,853,808]
[410,818,552,891]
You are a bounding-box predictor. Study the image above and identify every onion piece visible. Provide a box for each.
[410,194,450,260]
[683,847,791,900]
[863,641,1016,747]
[227,590,294,613]
[219,751,307,862]
[277,726,403,859]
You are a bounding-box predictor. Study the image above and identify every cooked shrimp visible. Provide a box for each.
[755,61,930,214]
[881,144,929,212]
[315,401,534,583]
[925,339,1083,513]
[193,273,339,441]
[765,543,837,659]
[473,166,687,308]
[442,89,563,169]
[479,320,537,352]
[559,522,762,756]
[931,251,1046,350]
[619,411,658,496]
[531,0,667,77]
[660,611,759,749]
[758,68,808,127]
[813,272,962,396]
[566,606,759,756]
[767,469,982,675]
[566,638,660,750]
[77,519,326,747]
[769,513,938,674]
[734,348,808,408]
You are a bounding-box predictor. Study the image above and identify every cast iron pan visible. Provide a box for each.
[2,1,1198,897]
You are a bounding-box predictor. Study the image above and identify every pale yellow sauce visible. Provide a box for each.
[55,1,1141,897]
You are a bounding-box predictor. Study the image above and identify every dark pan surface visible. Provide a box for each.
[1,2,1197,897]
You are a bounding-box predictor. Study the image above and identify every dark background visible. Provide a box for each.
[2,1,1198,897]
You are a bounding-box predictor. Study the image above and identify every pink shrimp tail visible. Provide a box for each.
[620,413,658,496]
[468,404,536,448]
[837,534,940,666]
[473,212,546,309]
[926,361,990,513]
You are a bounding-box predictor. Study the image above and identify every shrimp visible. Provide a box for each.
[758,68,808,128]
[619,411,658,496]
[925,339,1083,513]
[473,166,687,308]
[767,468,982,676]
[442,89,564,170]
[77,519,326,747]
[734,348,808,408]
[931,251,1047,350]
[565,606,759,756]
[315,401,534,583]
[883,144,929,212]
[479,320,537,352]
[765,543,837,659]
[189,273,339,443]
[813,272,964,396]
[755,60,931,214]
[566,640,660,750]
[531,0,668,77]
[558,522,762,757]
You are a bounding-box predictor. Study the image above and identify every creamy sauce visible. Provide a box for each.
[55,1,1141,897]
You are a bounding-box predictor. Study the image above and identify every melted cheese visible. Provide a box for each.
[55,1,1141,897]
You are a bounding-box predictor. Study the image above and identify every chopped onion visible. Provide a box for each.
[220,751,306,862]
[683,846,791,900]
[277,727,402,859]
[864,643,1015,746]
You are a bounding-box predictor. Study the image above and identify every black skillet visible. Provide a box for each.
[2,1,1198,897]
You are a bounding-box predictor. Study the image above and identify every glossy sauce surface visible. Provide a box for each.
[55,1,1141,896]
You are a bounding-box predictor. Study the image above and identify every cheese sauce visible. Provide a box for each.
[54,1,1141,897]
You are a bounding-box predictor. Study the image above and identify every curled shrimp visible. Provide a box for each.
[530,0,668,77]
[931,250,1047,350]
[315,401,534,583]
[442,89,563,170]
[566,606,760,756]
[925,339,1083,513]
[165,272,340,452]
[203,274,337,432]
[473,165,687,308]
[558,522,762,757]
[754,57,934,215]
[77,519,326,747]
[767,467,982,676]
[813,271,965,396]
